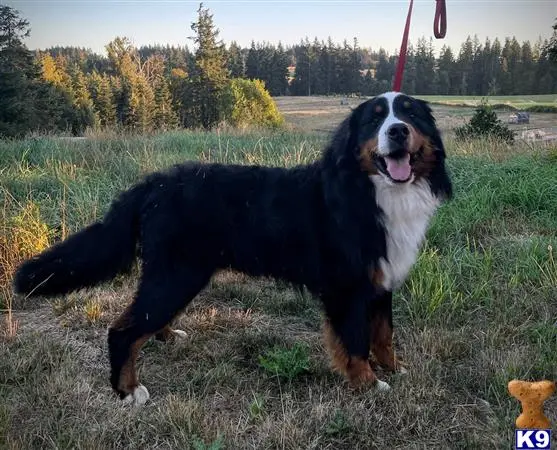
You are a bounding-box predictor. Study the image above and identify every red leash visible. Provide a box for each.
[392,0,447,92]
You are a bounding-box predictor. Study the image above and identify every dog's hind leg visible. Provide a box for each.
[108,264,212,405]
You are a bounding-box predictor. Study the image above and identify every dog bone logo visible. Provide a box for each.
[508,379,555,429]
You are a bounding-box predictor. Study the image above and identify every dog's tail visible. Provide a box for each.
[13,183,148,298]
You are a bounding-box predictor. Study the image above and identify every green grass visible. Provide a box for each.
[1,130,556,449]
[419,94,557,110]
[258,342,311,381]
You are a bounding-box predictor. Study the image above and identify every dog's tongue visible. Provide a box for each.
[384,153,411,181]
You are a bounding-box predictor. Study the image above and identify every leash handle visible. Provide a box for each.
[392,0,447,92]
[434,0,447,38]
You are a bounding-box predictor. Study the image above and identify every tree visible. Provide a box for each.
[245,40,260,79]
[227,41,244,78]
[457,36,474,95]
[69,64,97,132]
[106,37,157,132]
[267,42,289,96]
[0,5,77,137]
[146,54,178,130]
[188,3,229,128]
[437,45,457,94]
[375,48,394,91]
[548,19,557,62]
[291,39,313,96]
[88,70,116,127]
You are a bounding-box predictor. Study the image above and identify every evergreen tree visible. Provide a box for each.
[146,54,178,130]
[268,42,289,96]
[188,3,229,128]
[457,36,474,95]
[549,19,557,62]
[437,45,457,94]
[402,44,417,94]
[245,40,260,79]
[69,64,97,132]
[169,67,190,127]
[489,38,503,95]
[375,48,394,92]
[519,41,535,94]
[227,41,244,78]
[0,5,75,136]
[291,39,314,96]
[88,70,116,127]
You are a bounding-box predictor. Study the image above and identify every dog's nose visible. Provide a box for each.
[387,123,410,144]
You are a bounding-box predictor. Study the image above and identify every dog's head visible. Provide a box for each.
[333,92,452,199]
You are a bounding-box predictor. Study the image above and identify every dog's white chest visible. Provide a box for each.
[371,177,439,291]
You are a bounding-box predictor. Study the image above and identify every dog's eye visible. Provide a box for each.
[403,100,411,109]
[375,105,383,114]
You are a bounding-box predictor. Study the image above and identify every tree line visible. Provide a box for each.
[0,4,283,137]
[1,3,556,138]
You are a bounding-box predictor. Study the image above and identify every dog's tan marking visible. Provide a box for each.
[359,137,379,175]
[322,319,387,389]
[118,334,151,395]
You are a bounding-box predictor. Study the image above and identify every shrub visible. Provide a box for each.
[454,100,515,143]
[524,105,557,113]
[224,78,284,129]
[1,201,52,295]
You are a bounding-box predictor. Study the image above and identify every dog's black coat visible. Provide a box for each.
[14,94,452,397]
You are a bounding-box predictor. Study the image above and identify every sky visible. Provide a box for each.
[5,1,557,55]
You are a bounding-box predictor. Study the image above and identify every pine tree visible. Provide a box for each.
[402,44,417,94]
[489,38,503,95]
[188,3,229,128]
[437,45,456,94]
[268,42,289,96]
[549,19,557,62]
[0,5,76,136]
[146,54,178,130]
[291,39,311,96]
[457,36,474,95]
[88,70,116,127]
[106,36,157,132]
[69,64,97,132]
[246,40,259,79]
[227,41,244,78]
[375,48,393,92]
[519,41,535,94]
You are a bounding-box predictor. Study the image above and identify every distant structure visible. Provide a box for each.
[508,112,530,124]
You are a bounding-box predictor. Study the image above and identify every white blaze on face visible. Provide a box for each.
[376,92,413,182]
[376,91,405,156]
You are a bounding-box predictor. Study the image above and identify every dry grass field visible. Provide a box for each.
[275,96,557,135]
[1,97,556,449]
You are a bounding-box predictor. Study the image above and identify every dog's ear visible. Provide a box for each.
[413,98,445,155]
[411,97,452,200]
[326,101,369,167]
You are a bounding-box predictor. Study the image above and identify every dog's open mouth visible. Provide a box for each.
[374,151,413,183]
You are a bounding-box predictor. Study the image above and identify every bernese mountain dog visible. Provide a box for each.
[13,92,452,406]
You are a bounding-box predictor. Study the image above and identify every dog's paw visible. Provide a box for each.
[122,385,150,407]
[171,329,188,339]
[374,380,391,392]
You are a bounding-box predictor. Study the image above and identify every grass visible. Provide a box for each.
[419,94,557,109]
[0,126,556,448]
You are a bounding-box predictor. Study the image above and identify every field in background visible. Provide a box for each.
[1,100,557,448]
[275,95,557,135]
[419,94,557,109]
